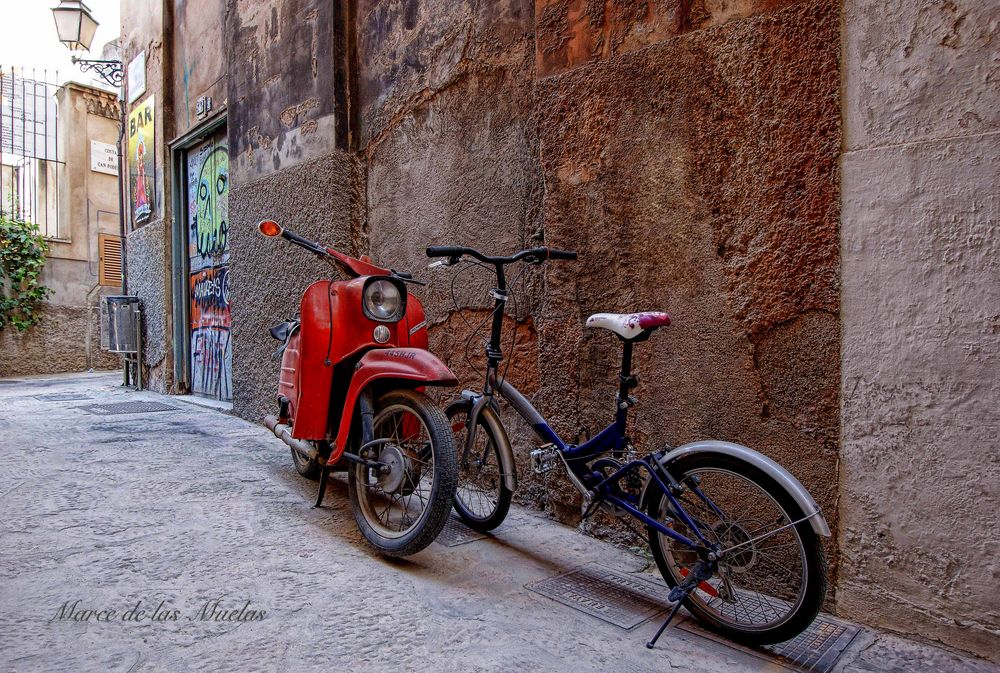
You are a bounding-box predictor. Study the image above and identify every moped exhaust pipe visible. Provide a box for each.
[264,415,321,463]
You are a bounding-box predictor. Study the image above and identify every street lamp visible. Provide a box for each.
[51,1,123,87]
[51,0,99,52]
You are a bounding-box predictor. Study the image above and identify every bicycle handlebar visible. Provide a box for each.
[426,245,577,265]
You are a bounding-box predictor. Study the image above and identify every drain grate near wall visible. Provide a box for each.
[78,401,179,415]
[34,393,93,401]
[677,611,860,673]
[526,564,671,629]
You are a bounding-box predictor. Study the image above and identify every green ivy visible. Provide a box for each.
[0,216,52,332]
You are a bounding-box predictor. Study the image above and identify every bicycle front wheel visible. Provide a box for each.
[645,453,827,646]
[447,400,512,532]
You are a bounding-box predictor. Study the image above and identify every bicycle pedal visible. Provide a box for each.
[530,444,558,474]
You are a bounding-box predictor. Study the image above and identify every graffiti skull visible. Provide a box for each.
[195,147,229,258]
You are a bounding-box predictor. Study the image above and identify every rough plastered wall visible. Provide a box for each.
[358,0,842,566]
[120,0,176,393]
[228,154,362,422]
[172,0,228,138]
[839,0,1000,660]
[534,0,841,566]
[225,0,361,422]
[358,0,549,495]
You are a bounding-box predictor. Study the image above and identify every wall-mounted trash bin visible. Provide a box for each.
[106,296,141,353]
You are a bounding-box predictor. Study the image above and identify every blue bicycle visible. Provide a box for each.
[427,244,831,647]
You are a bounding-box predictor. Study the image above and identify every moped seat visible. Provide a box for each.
[269,319,299,341]
[585,312,671,340]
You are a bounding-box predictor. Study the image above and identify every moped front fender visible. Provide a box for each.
[329,348,458,463]
[643,440,831,538]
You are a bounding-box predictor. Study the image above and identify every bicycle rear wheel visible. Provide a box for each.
[644,453,827,646]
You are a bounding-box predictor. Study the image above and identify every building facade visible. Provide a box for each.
[117,0,998,661]
[1,80,123,377]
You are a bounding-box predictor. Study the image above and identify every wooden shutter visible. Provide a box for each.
[99,234,123,287]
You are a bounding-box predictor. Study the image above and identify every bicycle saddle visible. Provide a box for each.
[586,312,671,340]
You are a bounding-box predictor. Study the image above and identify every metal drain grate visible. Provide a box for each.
[78,400,179,415]
[34,393,93,401]
[678,611,860,673]
[435,515,489,547]
[526,564,671,629]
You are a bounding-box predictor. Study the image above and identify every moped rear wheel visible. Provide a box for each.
[290,442,322,480]
[348,390,458,557]
[644,453,827,646]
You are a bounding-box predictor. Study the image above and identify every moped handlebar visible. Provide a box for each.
[426,245,578,265]
[258,220,394,279]
[281,228,330,257]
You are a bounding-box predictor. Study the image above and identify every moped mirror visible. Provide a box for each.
[259,220,284,237]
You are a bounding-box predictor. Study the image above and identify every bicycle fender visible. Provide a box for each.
[457,391,517,492]
[648,440,831,537]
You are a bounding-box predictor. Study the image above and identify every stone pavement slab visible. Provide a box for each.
[0,373,995,673]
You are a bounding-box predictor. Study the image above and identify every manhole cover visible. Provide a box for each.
[677,610,860,673]
[78,400,179,415]
[33,393,93,401]
[526,564,671,629]
[435,515,489,547]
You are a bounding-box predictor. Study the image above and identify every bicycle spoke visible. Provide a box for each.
[653,466,808,631]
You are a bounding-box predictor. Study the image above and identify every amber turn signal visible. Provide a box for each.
[258,220,283,237]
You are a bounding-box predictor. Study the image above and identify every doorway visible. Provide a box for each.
[184,127,231,401]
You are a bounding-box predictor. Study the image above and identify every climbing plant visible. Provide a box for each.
[0,215,52,332]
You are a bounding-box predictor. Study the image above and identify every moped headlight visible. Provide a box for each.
[362,278,406,323]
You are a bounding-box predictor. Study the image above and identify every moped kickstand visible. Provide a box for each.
[313,465,330,508]
[646,560,714,649]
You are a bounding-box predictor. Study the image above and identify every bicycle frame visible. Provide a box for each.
[459,257,717,555]
[471,369,714,552]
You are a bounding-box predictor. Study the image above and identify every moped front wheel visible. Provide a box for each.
[348,390,458,557]
[644,453,827,646]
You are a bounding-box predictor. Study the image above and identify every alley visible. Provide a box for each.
[0,373,995,673]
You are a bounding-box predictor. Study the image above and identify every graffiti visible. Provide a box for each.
[187,130,231,401]
[128,97,155,226]
[190,266,230,329]
[194,147,229,257]
[190,327,232,400]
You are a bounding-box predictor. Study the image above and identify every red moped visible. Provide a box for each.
[258,220,458,557]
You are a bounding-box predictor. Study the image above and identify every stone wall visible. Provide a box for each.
[839,0,1000,661]
[0,305,117,377]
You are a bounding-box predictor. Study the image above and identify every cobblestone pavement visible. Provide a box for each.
[1,373,996,673]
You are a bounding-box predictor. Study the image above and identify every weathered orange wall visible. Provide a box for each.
[357,0,841,585]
